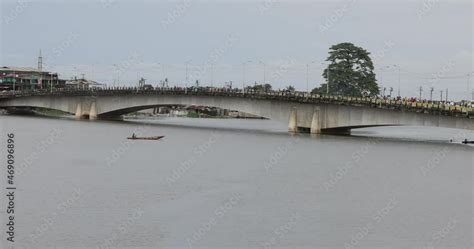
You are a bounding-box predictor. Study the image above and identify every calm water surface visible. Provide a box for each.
[0,115,472,249]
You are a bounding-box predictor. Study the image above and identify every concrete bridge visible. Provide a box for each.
[0,88,473,134]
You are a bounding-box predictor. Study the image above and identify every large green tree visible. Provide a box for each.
[312,42,379,97]
[284,85,295,92]
[247,83,272,92]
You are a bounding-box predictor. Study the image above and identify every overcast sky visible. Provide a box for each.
[1,0,473,100]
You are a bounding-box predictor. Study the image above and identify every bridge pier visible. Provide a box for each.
[288,107,298,133]
[75,103,83,120]
[89,102,97,120]
[310,109,321,134]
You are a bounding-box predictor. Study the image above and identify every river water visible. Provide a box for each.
[0,115,472,249]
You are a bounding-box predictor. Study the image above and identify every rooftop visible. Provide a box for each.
[0,66,41,73]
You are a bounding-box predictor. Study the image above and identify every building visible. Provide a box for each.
[0,50,66,91]
[0,66,66,91]
[65,76,105,89]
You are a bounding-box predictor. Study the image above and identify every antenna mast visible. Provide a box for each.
[38,50,43,89]
[38,49,43,72]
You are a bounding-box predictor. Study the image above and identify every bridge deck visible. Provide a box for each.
[0,88,472,119]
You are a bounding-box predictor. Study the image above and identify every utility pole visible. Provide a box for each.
[419,86,423,100]
[430,87,434,101]
[446,88,449,102]
[440,90,443,102]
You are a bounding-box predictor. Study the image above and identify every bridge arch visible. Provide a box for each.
[95,95,290,123]
[97,104,266,119]
[1,93,473,134]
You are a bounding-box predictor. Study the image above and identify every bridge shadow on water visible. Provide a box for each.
[118,117,474,147]
[1,113,472,147]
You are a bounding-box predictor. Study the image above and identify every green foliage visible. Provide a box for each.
[284,85,296,92]
[247,83,272,92]
[312,42,379,97]
[186,112,200,118]
[311,87,324,95]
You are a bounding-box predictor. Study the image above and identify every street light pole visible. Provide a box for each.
[163,64,167,87]
[327,66,330,95]
[306,61,315,94]
[321,62,332,95]
[210,63,214,87]
[156,63,166,87]
[185,63,189,86]
[259,61,266,85]
[466,72,473,101]
[306,64,309,93]
[378,65,392,96]
[391,64,401,97]
[185,60,192,87]
[156,63,161,87]
[263,63,266,85]
[12,71,16,93]
[398,67,401,97]
[242,60,252,92]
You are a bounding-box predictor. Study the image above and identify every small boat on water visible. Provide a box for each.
[462,139,474,144]
[127,135,165,140]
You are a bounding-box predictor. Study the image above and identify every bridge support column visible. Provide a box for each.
[75,103,83,120]
[89,102,97,120]
[310,109,321,134]
[288,107,298,133]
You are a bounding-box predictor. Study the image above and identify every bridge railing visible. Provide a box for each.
[1,87,473,118]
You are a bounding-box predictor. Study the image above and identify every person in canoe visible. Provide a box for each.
[462,139,473,144]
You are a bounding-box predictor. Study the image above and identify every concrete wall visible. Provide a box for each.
[1,94,473,133]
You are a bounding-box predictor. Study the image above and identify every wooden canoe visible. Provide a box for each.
[127,136,165,140]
